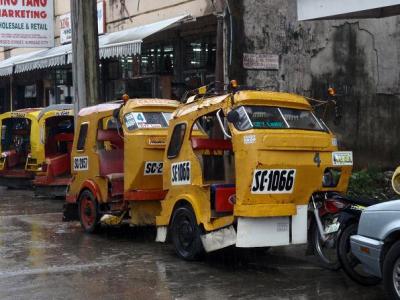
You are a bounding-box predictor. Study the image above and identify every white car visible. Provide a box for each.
[351,200,400,300]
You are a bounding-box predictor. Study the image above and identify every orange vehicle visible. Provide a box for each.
[0,105,74,191]
[64,98,180,228]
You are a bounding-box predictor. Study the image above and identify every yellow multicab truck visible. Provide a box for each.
[66,90,353,261]
[65,98,180,228]
[0,104,74,191]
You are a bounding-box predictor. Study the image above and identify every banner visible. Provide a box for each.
[0,0,54,48]
[60,1,105,45]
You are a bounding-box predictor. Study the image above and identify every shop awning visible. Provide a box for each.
[97,14,189,59]
[0,50,46,77]
[14,44,71,74]
[0,14,189,76]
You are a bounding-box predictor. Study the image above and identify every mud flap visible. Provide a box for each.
[236,217,290,247]
[156,226,168,242]
[200,226,236,252]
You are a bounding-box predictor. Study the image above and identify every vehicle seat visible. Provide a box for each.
[46,153,70,176]
[97,129,123,149]
[191,137,233,182]
[191,137,232,155]
[98,149,124,176]
[3,150,19,168]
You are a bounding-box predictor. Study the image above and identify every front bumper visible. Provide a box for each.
[350,234,384,277]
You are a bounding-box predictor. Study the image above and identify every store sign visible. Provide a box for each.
[243,53,280,70]
[0,0,54,48]
[60,1,105,44]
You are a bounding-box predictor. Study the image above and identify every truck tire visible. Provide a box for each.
[383,240,400,300]
[78,190,101,233]
[170,205,204,261]
[337,223,381,286]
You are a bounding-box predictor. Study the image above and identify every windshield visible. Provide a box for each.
[124,112,172,131]
[231,106,326,132]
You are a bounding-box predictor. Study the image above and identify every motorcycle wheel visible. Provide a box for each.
[310,216,341,271]
[337,223,381,286]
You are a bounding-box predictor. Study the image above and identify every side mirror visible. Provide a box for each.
[227,110,239,123]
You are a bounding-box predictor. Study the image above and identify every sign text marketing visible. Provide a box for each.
[0,0,54,48]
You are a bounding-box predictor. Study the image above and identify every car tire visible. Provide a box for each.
[78,190,101,233]
[337,223,381,286]
[170,205,204,261]
[383,240,400,300]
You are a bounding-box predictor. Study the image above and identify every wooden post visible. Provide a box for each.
[71,0,100,116]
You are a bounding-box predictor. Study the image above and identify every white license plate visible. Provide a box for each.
[324,222,340,234]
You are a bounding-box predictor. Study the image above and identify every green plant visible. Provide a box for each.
[347,169,395,200]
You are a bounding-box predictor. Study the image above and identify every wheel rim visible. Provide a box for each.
[80,197,95,228]
[176,214,195,252]
[393,257,400,297]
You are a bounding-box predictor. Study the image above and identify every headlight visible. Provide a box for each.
[392,166,400,195]
[323,168,341,187]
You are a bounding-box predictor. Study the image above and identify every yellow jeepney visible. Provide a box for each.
[66,89,352,262]
[0,104,74,189]
[155,89,353,260]
[65,98,180,231]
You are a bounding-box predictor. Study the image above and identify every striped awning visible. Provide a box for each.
[0,50,46,76]
[14,44,71,73]
[0,14,189,76]
[68,14,189,61]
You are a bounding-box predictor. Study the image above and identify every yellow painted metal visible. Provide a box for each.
[120,99,180,193]
[158,90,353,232]
[0,107,73,172]
[68,102,121,203]
[68,99,180,213]
[129,201,161,225]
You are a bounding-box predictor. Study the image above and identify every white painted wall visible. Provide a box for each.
[298,0,400,20]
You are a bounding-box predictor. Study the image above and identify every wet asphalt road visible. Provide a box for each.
[0,188,386,300]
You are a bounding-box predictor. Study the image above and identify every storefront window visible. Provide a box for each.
[183,36,216,90]
[184,37,216,70]
[141,45,174,74]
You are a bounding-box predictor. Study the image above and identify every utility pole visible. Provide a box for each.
[214,0,226,93]
[71,0,100,116]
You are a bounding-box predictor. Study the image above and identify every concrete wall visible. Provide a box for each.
[239,0,400,169]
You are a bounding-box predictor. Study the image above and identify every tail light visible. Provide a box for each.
[324,198,347,213]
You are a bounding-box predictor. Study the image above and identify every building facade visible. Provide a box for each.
[231,0,400,168]
[0,0,216,110]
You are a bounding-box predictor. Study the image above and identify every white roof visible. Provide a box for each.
[0,50,46,76]
[0,14,189,76]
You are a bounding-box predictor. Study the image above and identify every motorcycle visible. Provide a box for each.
[335,199,382,285]
[309,192,349,270]
[309,193,381,274]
